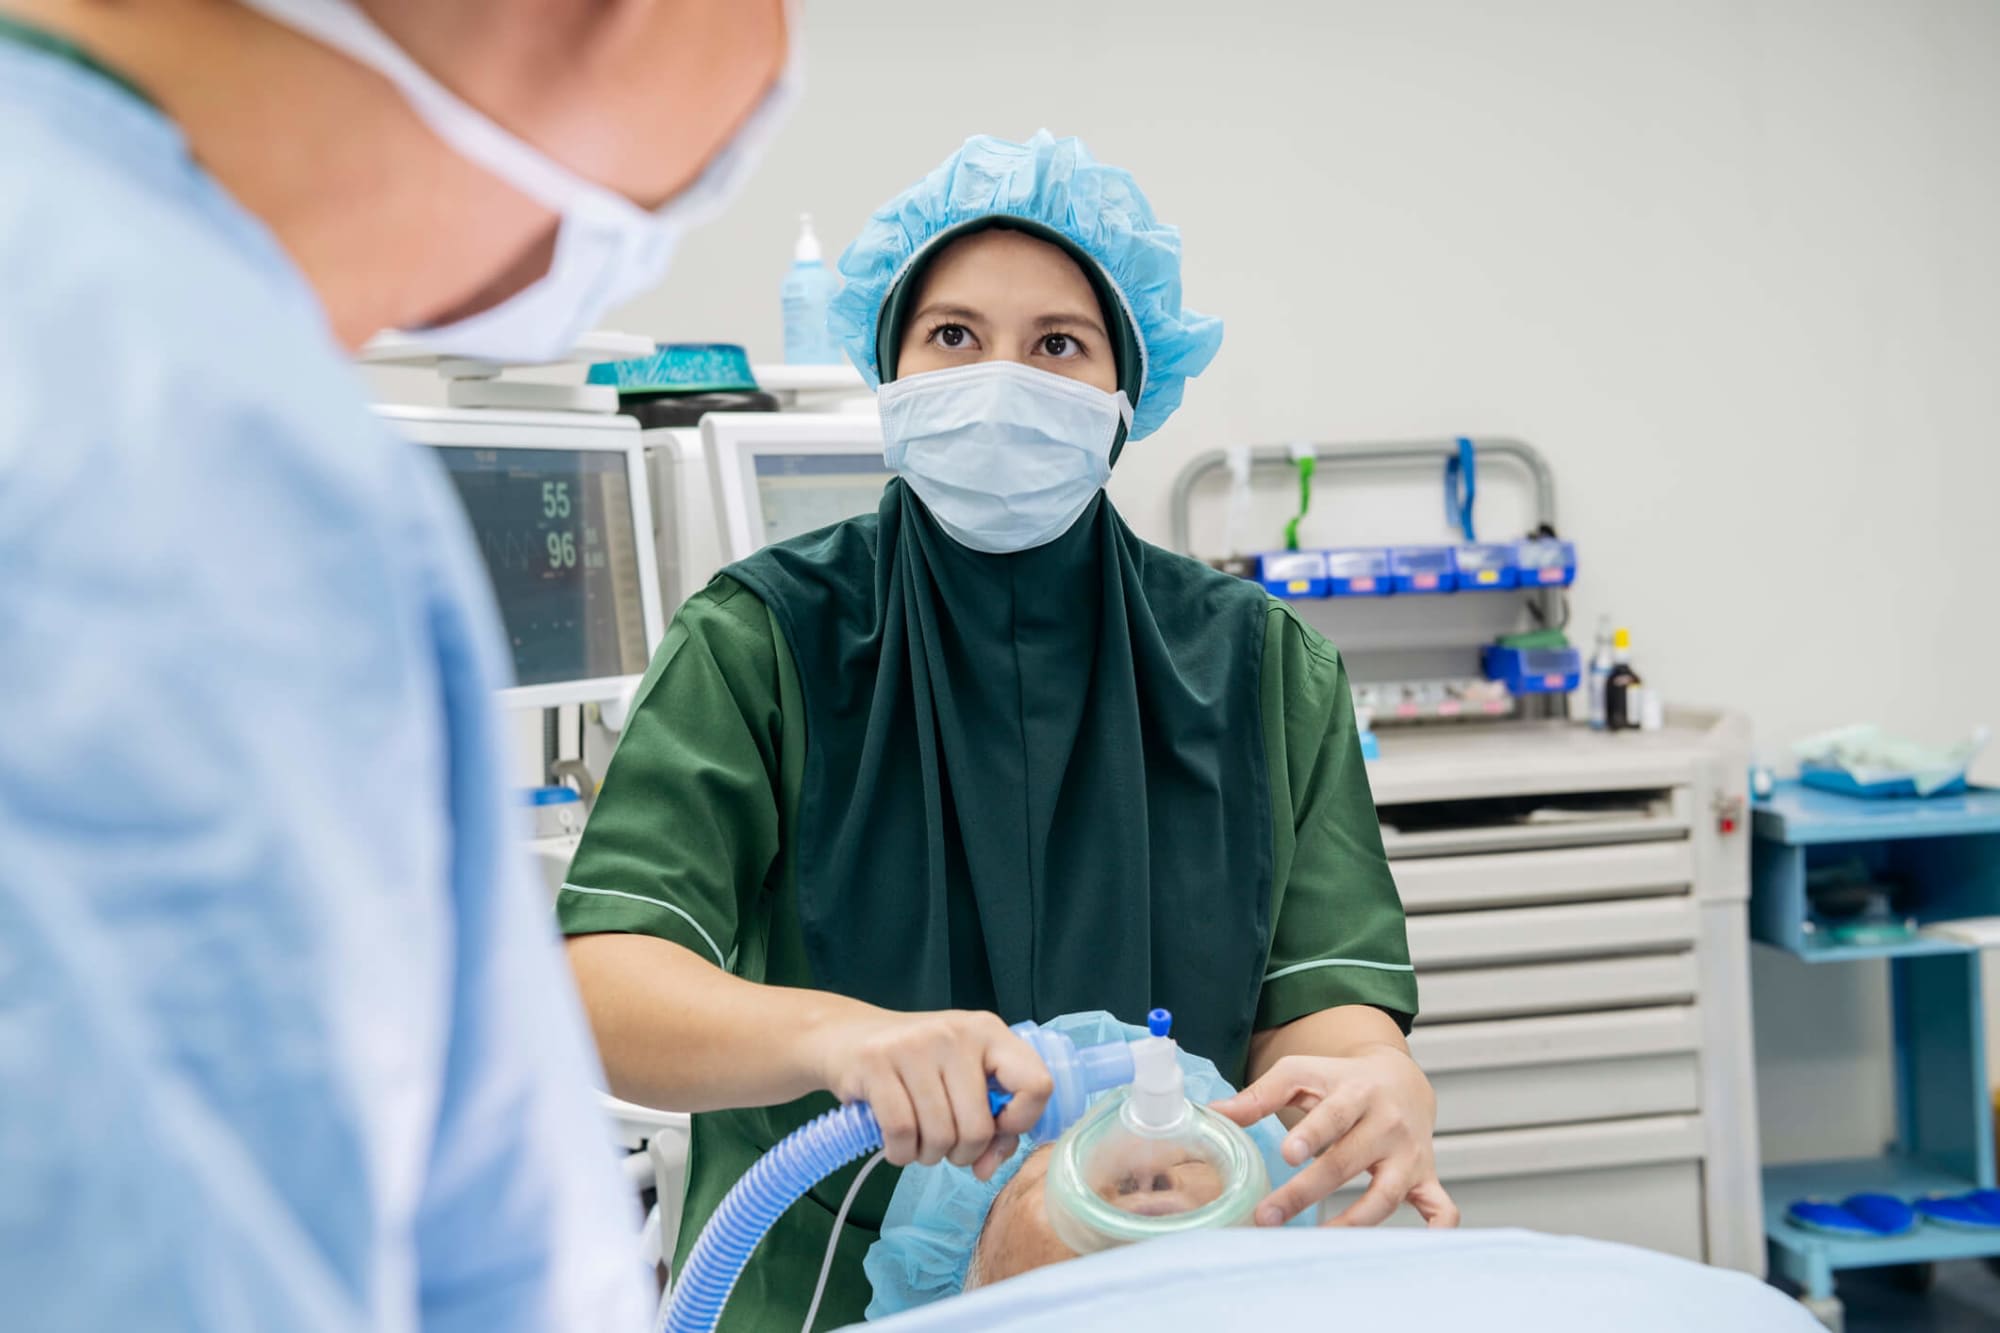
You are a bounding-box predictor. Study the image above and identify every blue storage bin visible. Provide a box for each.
[1389,546,1458,594]
[1256,550,1328,599]
[1454,543,1519,591]
[1516,538,1577,588]
[1482,644,1582,695]
[1325,548,1393,597]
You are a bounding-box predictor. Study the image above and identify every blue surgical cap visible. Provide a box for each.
[861,1011,1306,1320]
[829,131,1223,442]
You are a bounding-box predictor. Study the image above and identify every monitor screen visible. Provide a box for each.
[434,446,650,687]
[753,452,892,547]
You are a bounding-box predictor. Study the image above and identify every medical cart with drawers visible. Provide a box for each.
[1362,716,1761,1271]
[1172,438,1763,1272]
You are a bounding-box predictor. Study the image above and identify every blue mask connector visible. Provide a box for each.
[988,1019,1138,1141]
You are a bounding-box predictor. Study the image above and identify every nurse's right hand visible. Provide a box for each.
[813,1009,1052,1179]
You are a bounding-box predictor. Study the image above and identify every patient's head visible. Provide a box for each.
[965,1147,1073,1290]
[964,1139,1229,1289]
[863,1011,1287,1321]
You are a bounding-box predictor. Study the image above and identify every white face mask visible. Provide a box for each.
[878,361,1134,555]
[239,0,800,364]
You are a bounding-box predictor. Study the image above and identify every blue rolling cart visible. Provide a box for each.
[1750,782,2000,1328]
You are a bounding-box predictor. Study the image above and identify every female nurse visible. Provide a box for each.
[562,131,1455,1330]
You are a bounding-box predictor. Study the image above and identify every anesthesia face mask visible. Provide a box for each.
[1042,1011,1269,1253]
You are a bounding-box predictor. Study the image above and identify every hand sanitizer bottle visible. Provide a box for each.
[781,213,842,365]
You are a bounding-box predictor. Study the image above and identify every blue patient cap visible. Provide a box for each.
[828,131,1223,442]
[861,1010,1304,1320]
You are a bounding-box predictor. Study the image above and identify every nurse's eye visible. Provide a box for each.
[1150,1172,1173,1192]
[1115,1173,1140,1195]
[927,322,977,350]
[1039,332,1082,359]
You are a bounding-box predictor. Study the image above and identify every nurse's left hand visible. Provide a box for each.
[1211,1048,1458,1230]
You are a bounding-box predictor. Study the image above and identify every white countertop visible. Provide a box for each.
[1368,710,1746,805]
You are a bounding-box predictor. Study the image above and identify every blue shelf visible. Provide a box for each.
[1773,934,1978,964]
[1766,1157,2000,1271]
[1749,781,2000,958]
[1753,780,2000,846]
[1753,786,2000,1308]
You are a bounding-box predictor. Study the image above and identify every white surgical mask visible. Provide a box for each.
[239,0,800,364]
[878,361,1134,555]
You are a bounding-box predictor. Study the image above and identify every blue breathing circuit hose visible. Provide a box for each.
[662,1100,885,1333]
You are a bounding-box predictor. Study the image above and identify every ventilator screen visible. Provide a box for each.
[752,452,891,547]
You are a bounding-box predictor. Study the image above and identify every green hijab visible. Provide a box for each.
[727,223,1274,1072]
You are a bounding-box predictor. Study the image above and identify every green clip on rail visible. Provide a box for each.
[1284,451,1315,551]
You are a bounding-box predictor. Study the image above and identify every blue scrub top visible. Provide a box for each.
[0,40,648,1333]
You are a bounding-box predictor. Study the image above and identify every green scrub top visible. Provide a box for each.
[559,567,1414,1331]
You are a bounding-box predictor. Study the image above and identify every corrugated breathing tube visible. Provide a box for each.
[662,1101,883,1333]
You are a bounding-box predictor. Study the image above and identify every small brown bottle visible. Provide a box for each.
[1605,628,1643,731]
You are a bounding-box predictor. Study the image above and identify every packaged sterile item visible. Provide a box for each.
[1794,724,1991,798]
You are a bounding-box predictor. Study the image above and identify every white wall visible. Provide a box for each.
[377,1,2000,1165]
[602,0,2000,763]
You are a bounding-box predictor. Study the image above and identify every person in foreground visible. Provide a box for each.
[0,1,792,1329]
[563,131,1453,1331]
[864,1016,1820,1332]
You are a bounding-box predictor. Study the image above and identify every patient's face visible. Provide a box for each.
[1090,1138,1227,1218]
[965,1141,1229,1290]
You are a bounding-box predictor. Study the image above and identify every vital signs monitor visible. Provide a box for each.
[376,406,666,709]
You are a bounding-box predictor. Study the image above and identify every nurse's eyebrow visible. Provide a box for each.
[911,303,1107,343]
[912,302,987,326]
[1034,311,1108,340]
